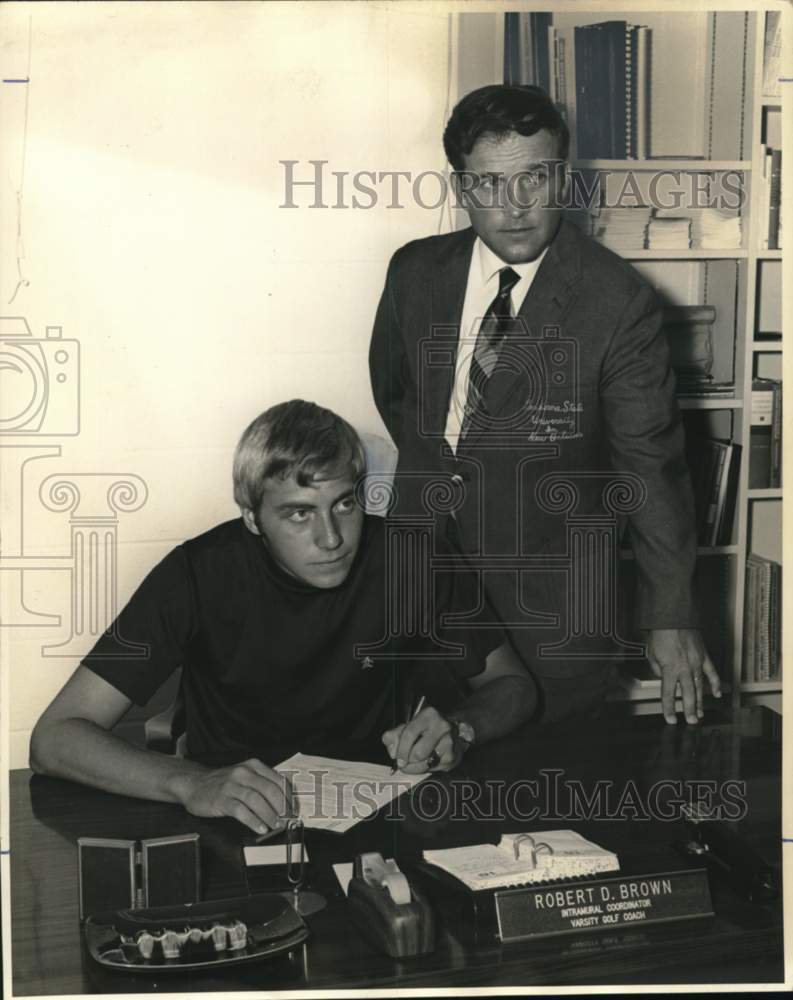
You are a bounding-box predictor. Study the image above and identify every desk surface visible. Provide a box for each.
[9,706,785,993]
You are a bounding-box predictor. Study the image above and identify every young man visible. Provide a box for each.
[30,400,536,836]
[369,84,721,725]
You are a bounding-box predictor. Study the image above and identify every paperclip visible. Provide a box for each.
[285,819,305,893]
[281,817,326,916]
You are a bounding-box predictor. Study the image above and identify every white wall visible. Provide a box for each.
[0,1,456,767]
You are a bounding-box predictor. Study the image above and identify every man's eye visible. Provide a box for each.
[288,510,310,523]
[335,497,356,514]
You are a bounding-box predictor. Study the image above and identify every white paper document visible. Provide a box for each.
[275,754,429,833]
[243,843,310,867]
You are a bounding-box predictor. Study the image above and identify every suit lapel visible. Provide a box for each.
[423,229,476,436]
[463,220,583,448]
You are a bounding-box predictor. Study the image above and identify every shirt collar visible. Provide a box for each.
[476,237,548,287]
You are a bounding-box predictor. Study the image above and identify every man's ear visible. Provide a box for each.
[450,169,475,211]
[241,508,261,536]
[557,160,570,207]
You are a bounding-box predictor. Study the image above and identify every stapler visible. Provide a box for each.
[347,853,435,958]
[678,804,778,903]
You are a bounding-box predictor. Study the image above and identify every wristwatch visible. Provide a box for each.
[450,718,476,751]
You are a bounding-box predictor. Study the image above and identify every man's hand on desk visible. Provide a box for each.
[646,628,722,726]
[382,706,466,774]
[173,758,296,836]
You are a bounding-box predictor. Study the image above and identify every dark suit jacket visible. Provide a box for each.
[369,219,698,673]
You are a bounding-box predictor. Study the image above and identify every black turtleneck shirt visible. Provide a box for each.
[84,516,501,766]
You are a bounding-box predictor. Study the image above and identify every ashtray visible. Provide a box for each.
[84,893,309,972]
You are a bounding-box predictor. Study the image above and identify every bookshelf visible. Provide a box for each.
[574,160,752,172]
[456,7,785,715]
[623,251,749,260]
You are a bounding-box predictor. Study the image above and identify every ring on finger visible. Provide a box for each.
[426,750,441,769]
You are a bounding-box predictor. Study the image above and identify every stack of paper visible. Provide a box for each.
[689,208,742,249]
[592,208,651,250]
[423,830,620,892]
[647,216,691,249]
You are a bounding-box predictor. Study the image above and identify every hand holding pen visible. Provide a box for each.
[383,694,453,774]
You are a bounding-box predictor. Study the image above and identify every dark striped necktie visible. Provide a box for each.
[460,265,520,442]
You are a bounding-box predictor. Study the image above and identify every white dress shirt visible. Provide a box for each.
[444,238,548,452]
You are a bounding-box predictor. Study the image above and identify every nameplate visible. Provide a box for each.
[494,868,713,943]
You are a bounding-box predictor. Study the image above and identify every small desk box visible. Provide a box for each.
[77,834,201,920]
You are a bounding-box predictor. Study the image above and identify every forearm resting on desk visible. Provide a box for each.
[32,715,208,803]
[29,667,294,835]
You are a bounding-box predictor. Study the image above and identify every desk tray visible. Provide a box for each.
[84,893,309,972]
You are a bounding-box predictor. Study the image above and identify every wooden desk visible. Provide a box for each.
[9,705,784,993]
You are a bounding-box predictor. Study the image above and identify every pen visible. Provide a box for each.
[390,694,427,773]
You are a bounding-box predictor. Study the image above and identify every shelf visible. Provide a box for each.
[619,545,738,560]
[609,678,660,702]
[617,250,748,260]
[608,675,726,704]
[747,488,783,499]
[741,680,782,693]
[756,250,783,259]
[678,397,742,410]
[573,159,751,171]
[752,340,782,352]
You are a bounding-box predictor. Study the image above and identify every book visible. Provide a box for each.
[505,12,552,91]
[633,25,650,158]
[760,146,772,250]
[743,558,758,681]
[685,437,740,546]
[573,21,649,160]
[750,379,775,488]
[554,30,567,111]
[771,378,782,488]
[769,561,781,681]
[762,11,782,99]
[705,442,728,546]
[715,442,741,546]
[750,379,782,488]
[745,554,782,682]
[531,13,552,93]
[768,149,782,250]
[423,831,619,892]
[686,437,722,545]
[758,557,770,680]
[750,425,773,490]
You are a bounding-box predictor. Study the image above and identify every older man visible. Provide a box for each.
[370,84,721,725]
